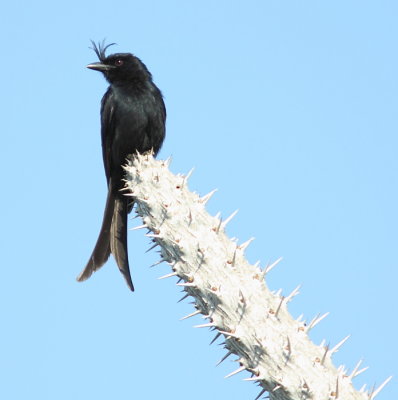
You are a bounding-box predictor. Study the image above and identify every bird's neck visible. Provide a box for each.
[112,79,156,97]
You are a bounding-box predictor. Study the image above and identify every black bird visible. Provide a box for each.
[77,41,166,291]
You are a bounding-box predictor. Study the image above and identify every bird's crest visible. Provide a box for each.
[90,39,116,62]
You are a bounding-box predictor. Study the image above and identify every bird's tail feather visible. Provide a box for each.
[77,189,114,283]
[110,196,134,291]
[77,186,135,291]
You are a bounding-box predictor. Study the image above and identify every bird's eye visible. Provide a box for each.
[115,59,124,66]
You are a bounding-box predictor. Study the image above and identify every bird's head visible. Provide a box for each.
[87,40,152,84]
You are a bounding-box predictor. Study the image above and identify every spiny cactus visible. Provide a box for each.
[124,153,391,400]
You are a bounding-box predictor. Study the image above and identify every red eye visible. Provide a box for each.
[115,59,124,66]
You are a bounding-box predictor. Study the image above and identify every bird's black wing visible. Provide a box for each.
[100,87,116,184]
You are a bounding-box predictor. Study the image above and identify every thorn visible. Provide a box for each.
[306,313,320,330]
[216,350,233,366]
[158,272,178,280]
[218,330,239,339]
[321,344,329,365]
[254,388,267,400]
[285,285,301,303]
[369,376,392,399]
[119,185,130,192]
[194,322,215,329]
[274,296,285,317]
[145,233,161,239]
[230,246,237,266]
[306,312,330,332]
[145,243,159,253]
[220,210,239,230]
[262,257,283,277]
[239,237,255,252]
[200,189,218,205]
[354,367,369,378]
[244,376,260,382]
[180,310,201,321]
[130,224,147,231]
[349,359,363,380]
[215,217,223,234]
[254,260,261,268]
[266,257,283,274]
[360,384,367,392]
[368,383,376,399]
[337,364,345,373]
[182,167,194,186]
[177,293,190,303]
[209,332,222,345]
[149,259,166,268]
[163,156,172,167]
[272,385,281,392]
[225,366,246,379]
[330,335,350,355]
[176,282,196,288]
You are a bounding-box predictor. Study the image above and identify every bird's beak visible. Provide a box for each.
[86,62,115,72]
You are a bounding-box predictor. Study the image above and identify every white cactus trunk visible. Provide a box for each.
[124,153,390,400]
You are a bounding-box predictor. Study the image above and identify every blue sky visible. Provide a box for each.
[1,1,396,399]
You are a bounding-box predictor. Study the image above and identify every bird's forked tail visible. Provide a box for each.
[77,187,134,291]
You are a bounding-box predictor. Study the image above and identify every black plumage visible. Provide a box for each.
[77,41,166,291]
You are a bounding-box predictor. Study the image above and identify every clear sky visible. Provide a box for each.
[1,1,396,399]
